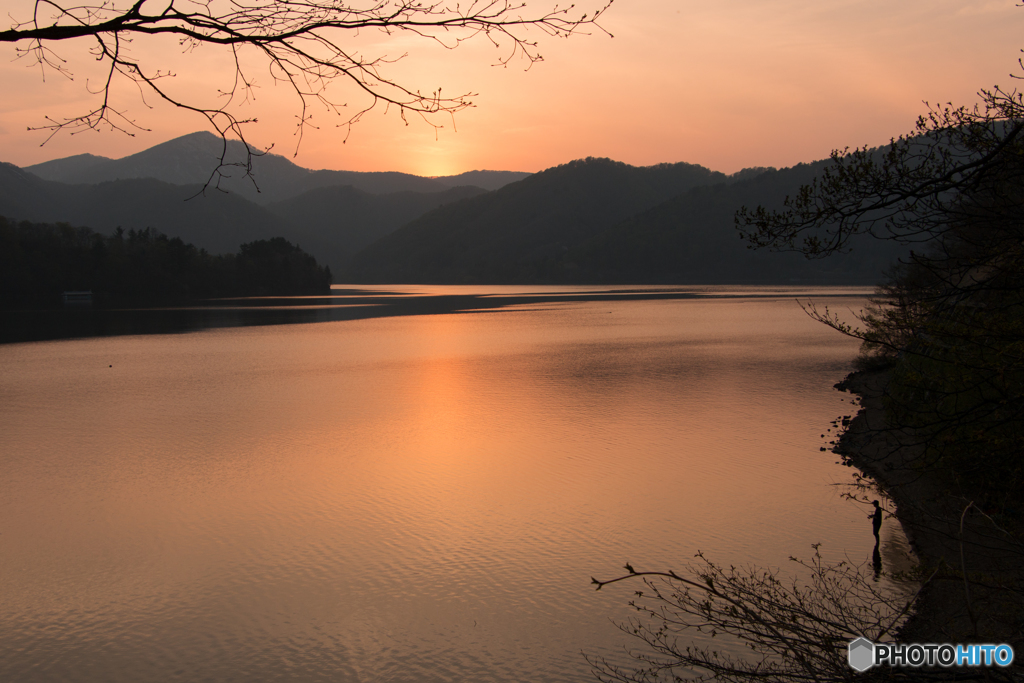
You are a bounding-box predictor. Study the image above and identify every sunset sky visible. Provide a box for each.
[2,0,1023,177]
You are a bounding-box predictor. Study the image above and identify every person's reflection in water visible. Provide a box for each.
[872,540,883,581]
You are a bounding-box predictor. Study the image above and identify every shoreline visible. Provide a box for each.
[1,285,870,344]
[834,368,1023,649]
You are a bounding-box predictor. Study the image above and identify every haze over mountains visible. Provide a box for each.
[4,132,523,272]
[3,131,902,284]
[25,131,530,200]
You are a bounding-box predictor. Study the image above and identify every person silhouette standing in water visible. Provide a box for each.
[870,500,884,579]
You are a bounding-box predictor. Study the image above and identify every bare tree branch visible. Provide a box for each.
[735,87,1024,258]
[588,548,941,683]
[2,0,614,188]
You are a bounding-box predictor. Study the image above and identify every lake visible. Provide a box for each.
[0,285,904,682]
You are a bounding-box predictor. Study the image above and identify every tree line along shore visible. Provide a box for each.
[0,216,332,309]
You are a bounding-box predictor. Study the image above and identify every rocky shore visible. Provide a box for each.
[834,368,1023,651]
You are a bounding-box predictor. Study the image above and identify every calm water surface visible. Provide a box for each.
[0,286,901,682]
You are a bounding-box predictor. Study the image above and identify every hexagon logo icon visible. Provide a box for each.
[848,637,874,671]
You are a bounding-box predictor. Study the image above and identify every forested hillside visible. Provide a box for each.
[0,161,491,274]
[0,163,288,255]
[555,162,904,283]
[265,184,489,270]
[346,158,900,284]
[346,157,736,282]
[8,133,907,286]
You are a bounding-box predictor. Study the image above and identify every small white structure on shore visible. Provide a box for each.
[61,291,93,307]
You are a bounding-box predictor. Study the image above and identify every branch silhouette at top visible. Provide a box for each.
[2,0,613,189]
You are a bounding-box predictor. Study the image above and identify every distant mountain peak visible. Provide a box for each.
[24,152,114,182]
[432,169,532,191]
[18,131,470,201]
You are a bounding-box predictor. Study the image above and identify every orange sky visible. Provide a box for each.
[2,0,1023,176]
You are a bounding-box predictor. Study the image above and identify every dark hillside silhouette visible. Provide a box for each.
[346,157,733,282]
[557,162,905,283]
[266,184,489,270]
[0,163,287,254]
[0,163,57,222]
[433,170,532,191]
[0,162,493,273]
[8,140,899,285]
[24,153,112,180]
[348,159,902,284]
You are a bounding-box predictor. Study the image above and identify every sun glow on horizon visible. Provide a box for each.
[0,0,1022,174]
